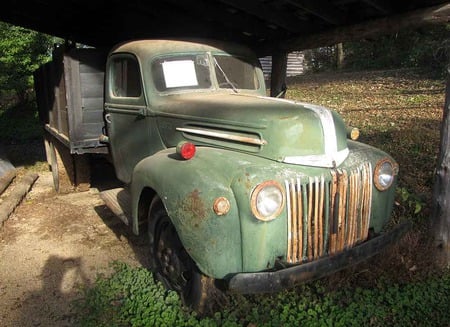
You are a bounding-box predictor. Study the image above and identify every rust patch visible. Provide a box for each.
[182,189,207,224]
[244,173,252,191]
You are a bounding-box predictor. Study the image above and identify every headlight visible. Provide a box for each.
[374,158,398,191]
[251,180,285,221]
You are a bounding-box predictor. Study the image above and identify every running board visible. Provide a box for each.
[100,187,132,226]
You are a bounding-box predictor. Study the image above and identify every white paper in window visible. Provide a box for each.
[162,60,198,88]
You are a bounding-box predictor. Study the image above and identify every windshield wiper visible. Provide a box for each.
[213,58,238,93]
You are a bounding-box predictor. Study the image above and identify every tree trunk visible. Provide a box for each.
[336,43,345,70]
[432,66,450,267]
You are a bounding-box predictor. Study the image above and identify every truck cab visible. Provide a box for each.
[35,39,407,312]
[103,40,267,183]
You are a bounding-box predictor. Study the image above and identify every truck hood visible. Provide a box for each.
[153,93,349,167]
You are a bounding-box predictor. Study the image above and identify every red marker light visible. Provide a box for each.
[177,142,196,160]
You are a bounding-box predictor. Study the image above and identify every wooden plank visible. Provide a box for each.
[362,0,393,15]
[64,51,82,144]
[267,3,450,52]
[163,0,280,39]
[284,0,347,25]
[219,0,309,33]
[0,173,38,227]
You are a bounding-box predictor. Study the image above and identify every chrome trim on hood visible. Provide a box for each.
[176,127,268,145]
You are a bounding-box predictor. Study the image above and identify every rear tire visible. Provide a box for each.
[148,196,219,313]
[45,134,90,193]
[47,138,60,193]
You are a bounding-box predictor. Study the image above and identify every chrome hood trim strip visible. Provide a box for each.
[176,127,267,145]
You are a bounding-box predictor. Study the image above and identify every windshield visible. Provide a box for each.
[213,54,259,90]
[152,54,212,92]
[151,53,260,93]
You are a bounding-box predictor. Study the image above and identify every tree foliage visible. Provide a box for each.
[344,24,449,73]
[0,21,53,102]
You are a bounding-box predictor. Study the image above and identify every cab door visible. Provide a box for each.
[104,53,151,183]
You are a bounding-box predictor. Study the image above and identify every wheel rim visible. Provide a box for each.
[154,216,195,294]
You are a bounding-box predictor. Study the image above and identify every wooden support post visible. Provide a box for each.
[432,66,450,267]
[270,52,288,98]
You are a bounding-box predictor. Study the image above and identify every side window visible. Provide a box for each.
[111,57,142,97]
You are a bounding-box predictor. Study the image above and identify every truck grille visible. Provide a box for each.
[285,163,373,264]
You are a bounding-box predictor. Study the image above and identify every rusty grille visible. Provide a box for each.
[285,163,373,264]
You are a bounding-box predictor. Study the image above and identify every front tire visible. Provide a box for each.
[148,197,218,313]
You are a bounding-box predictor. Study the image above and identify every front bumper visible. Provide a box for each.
[227,222,410,294]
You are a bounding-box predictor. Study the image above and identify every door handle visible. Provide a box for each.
[105,113,112,124]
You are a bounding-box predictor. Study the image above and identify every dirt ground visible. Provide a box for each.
[0,160,149,326]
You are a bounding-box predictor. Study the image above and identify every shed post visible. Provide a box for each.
[270,52,288,98]
[432,65,450,267]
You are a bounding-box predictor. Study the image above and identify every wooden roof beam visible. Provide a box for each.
[361,0,394,15]
[161,0,281,39]
[217,0,307,32]
[283,0,348,25]
[268,3,450,53]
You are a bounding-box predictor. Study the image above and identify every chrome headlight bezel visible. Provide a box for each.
[250,180,285,221]
[374,158,398,191]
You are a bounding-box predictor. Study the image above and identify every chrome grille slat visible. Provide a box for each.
[286,163,373,264]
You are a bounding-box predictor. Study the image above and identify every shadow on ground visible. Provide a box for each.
[14,255,90,326]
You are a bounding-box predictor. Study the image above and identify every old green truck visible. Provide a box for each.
[34,39,406,311]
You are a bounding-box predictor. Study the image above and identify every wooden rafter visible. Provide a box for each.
[362,0,394,15]
[268,2,450,53]
[162,0,281,39]
[217,0,306,32]
[284,0,348,25]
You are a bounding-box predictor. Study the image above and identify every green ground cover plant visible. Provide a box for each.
[73,261,450,327]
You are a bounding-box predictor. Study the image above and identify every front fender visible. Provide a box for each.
[131,147,245,279]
